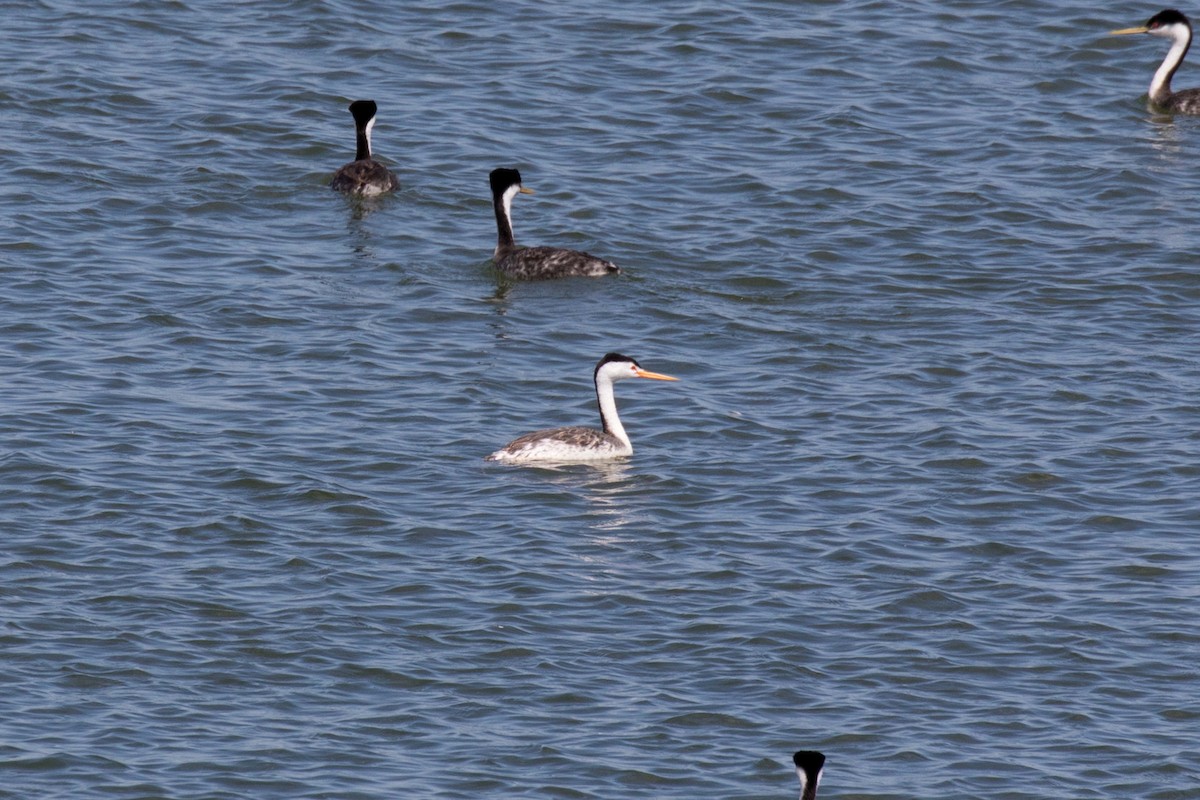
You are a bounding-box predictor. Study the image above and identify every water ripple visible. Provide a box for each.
[3,0,1200,798]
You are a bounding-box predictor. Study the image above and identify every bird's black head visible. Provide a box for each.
[489,167,524,196]
[348,99,379,125]
[1147,9,1191,29]
[597,352,638,369]
[793,751,826,774]
[793,751,826,799]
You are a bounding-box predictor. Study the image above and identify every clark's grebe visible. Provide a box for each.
[1111,9,1200,113]
[793,751,826,800]
[485,352,677,463]
[330,100,400,195]
[489,168,621,280]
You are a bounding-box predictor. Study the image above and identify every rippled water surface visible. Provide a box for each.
[3,1,1199,797]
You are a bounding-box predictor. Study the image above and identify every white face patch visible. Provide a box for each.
[1150,22,1185,40]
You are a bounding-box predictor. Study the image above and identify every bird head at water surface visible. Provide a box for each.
[1110,8,1192,38]
[793,751,825,800]
[593,351,677,384]
[347,99,378,127]
[489,167,535,200]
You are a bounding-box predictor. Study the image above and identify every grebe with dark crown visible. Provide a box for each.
[488,168,621,280]
[1111,9,1200,113]
[793,751,826,800]
[330,100,400,195]
[485,353,677,463]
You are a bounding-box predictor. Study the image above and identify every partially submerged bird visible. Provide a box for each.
[793,751,826,800]
[1110,9,1200,113]
[330,100,400,195]
[488,167,621,280]
[485,352,677,464]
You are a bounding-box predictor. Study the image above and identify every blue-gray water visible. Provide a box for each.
[2,1,1199,797]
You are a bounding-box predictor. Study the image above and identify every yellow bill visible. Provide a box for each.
[634,368,679,382]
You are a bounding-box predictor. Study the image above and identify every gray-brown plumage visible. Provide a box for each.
[491,425,618,457]
[1111,9,1200,113]
[331,100,400,195]
[489,168,621,280]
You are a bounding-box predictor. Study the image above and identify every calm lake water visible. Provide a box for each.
[2,1,1198,797]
